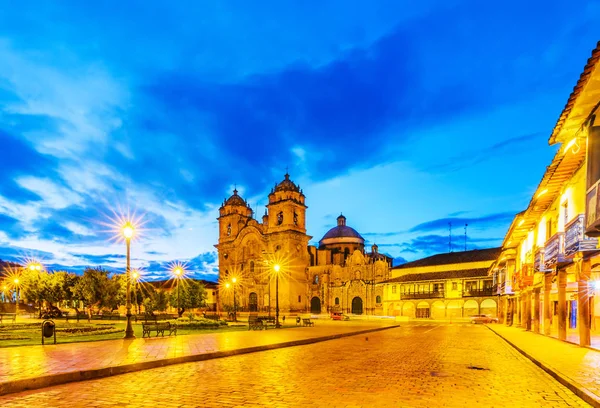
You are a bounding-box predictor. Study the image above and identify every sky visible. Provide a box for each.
[0,1,599,280]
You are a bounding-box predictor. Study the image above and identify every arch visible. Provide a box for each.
[351,297,363,315]
[376,295,382,304]
[431,300,445,319]
[446,300,462,319]
[416,301,430,319]
[464,299,479,317]
[402,302,416,318]
[311,297,321,314]
[480,298,497,317]
[249,292,258,312]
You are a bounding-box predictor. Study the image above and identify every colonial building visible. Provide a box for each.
[491,42,600,346]
[216,174,312,313]
[216,174,392,315]
[306,215,392,315]
[382,248,500,319]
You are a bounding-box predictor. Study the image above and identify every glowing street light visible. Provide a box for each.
[122,221,136,339]
[171,264,185,317]
[593,281,600,291]
[228,277,238,322]
[274,264,281,328]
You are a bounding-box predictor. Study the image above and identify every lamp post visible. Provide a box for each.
[13,278,20,317]
[132,270,139,314]
[173,266,183,317]
[232,277,237,322]
[2,285,6,303]
[122,222,135,339]
[274,264,281,328]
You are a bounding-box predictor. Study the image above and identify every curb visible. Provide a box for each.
[0,325,399,396]
[487,326,600,408]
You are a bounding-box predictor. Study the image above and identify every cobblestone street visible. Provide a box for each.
[0,323,590,407]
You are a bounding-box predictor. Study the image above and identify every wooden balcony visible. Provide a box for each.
[401,291,444,300]
[544,232,566,269]
[462,287,497,297]
[534,247,552,272]
[564,214,598,257]
[585,180,600,237]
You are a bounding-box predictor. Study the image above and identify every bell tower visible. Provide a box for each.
[217,188,253,244]
[266,173,307,234]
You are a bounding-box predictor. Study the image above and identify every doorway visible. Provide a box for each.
[311,297,321,314]
[351,297,363,315]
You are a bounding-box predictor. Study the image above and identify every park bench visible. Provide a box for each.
[142,321,177,338]
[65,311,89,322]
[0,313,16,323]
[248,314,264,330]
[302,318,314,327]
[258,316,276,329]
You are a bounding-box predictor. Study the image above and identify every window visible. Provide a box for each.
[313,275,319,284]
[465,281,477,291]
[452,282,457,291]
[392,285,397,294]
[298,295,301,303]
[546,217,553,240]
[376,295,381,303]
[335,297,340,305]
[212,291,215,296]
[433,283,444,293]
[226,224,231,236]
[250,261,254,273]
[293,211,298,226]
[562,200,569,227]
[277,212,283,225]
[240,263,244,271]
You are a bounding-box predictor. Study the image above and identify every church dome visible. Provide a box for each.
[319,214,364,247]
[274,173,300,193]
[224,189,247,207]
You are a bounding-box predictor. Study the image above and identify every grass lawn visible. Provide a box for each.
[0,319,250,348]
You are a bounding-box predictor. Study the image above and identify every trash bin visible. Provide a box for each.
[42,319,56,345]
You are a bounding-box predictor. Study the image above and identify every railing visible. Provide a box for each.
[533,248,543,272]
[462,287,496,297]
[544,232,565,269]
[565,214,598,257]
[401,291,444,300]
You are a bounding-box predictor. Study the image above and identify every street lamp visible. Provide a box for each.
[13,278,20,317]
[172,266,184,317]
[231,277,238,322]
[122,221,135,339]
[274,264,281,328]
[131,270,140,314]
[2,285,6,303]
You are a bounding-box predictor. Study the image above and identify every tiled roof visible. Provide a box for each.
[392,248,501,270]
[382,268,490,284]
[550,41,600,145]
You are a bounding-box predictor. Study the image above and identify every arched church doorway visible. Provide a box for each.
[311,297,321,314]
[351,297,363,315]
[249,292,258,312]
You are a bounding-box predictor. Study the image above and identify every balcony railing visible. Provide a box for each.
[565,215,598,257]
[533,247,552,272]
[462,287,496,297]
[544,232,565,269]
[401,290,444,300]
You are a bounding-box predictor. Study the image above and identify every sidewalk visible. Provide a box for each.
[0,320,397,396]
[488,324,600,408]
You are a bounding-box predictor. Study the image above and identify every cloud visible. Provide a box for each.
[409,212,516,233]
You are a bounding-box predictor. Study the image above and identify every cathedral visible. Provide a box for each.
[216,173,392,315]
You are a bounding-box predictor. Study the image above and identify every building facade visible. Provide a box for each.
[382,248,500,319]
[491,42,600,346]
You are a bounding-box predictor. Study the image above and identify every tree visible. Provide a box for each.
[169,280,207,317]
[19,268,49,318]
[73,268,119,316]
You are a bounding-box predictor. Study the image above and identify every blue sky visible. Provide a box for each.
[0,1,599,280]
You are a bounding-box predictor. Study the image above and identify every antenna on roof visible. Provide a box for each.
[464,224,468,251]
[448,222,452,253]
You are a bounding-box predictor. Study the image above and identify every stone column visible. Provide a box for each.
[525,291,532,331]
[558,269,567,341]
[533,288,540,333]
[578,258,591,347]
[516,295,522,326]
[543,273,552,336]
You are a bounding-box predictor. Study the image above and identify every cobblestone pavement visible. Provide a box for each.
[0,319,394,387]
[0,323,590,407]
[488,324,600,404]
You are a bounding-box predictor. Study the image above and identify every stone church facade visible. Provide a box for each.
[216,173,392,315]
